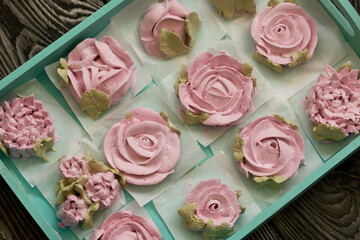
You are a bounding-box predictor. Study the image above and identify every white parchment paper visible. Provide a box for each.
[45,21,152,135]
[158,39,274,146]
[0,79,87,186]
[153,152,261,240]
[210,97,323,205]
[33,137,126,240]
[87,84,206,207]
[228,0,352,100]
[111,0,227,84]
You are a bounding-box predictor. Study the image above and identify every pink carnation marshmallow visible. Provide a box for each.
[139,0,190,58]
[251,2,318,65]
[90,210,162,240]
[59,153,90,181]
[178,51,255,126]
[56,194,87,230]
[303,65,360,137]
[85,172,121,209]
[237,116,304,180]
[103,108,180,185]
[66,37,136,105]
[0,96,56,159]
[186,179,242,227]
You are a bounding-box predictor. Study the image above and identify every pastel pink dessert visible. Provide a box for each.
[58,37,136,119]
[0,95,56,161]
[178,179,244,239]
[103,108,180,185]
[56,194,87,230]
[90,210,162,240]
[251,1,318,71]
[303,64,360,142]
[177,51,255,126]
[234,115,305,184]
[139,0,201,58]
[59,153,90,181]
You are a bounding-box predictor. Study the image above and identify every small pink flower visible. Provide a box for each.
[85,172,120,209]
[56,195,87,230]
[59,154,89,181]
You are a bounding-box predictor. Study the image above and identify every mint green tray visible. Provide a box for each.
[0,0,359,239]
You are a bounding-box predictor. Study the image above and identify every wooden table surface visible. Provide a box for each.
[0,1,359,239]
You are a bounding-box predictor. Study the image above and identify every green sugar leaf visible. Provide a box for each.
[174,68,189,97]
[210,0,236,20]
[57,58,69,87]
[236,189,242,198]
[284,0,298,5]
[235,0,256,14]
[178,203,205,231]
[337,61,353,72]
[0,141,9,157]
[74,184,92,206]
[233,132,245,163]
[274,114,299,131]
[56,175,88,204]
[159,29,190,58]
[287,50,310,67]
[16,93,36,99]
[313,124,345,142]
[252,51,283,72]
[160,111,182,137]
[183,109,210,125]
[203,219,234,240]
[80,89,110,119]
[185,12,201,48]
[242,62,257,87]
[253,175,286,189]
[82,202,100,230]
[267,0,280,7]
[33,137,55,162]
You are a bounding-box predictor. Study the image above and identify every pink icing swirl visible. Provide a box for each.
[0,96,56,159]
[139,0,190,58]
[251,2,318,65]
[56,194,87,230]
[85,172,121,209]
[67,37,136,105]
[103,108,180,185]
[186,179,241,227]
[90,210,162,240]
[178,51,255,126]
[237,116,304,179]
[59,153,90,181]
[303,65,360,136]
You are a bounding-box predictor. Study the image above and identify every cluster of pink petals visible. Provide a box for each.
[0,96,56,158]
[59,153,90,180]
[303,65,360,136]
[56,194,87,230]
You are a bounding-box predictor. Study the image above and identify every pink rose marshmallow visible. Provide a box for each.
[57,37,136,119]
[56,194,87,230]
[0,95,56,162]
[139,0,201,58]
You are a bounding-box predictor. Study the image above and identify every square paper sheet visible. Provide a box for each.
[158,39,274,146]
[45,21,152,135]
[33,137,126,240]
[0,79,87,186]
[153,152,261,240]
[87,84,206,207]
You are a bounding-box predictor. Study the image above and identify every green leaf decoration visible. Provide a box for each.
[233,132,245,163]
[210,0,236,20]
[74,184,92,205]
[241,206,246,213]
[125,111,133,119]
[33,137,55,162]
[252,51,283,72]
[287,50,310,67]
[242,62,257,87]
[0,141,9,157]
[16,93,36,99]
[80,89,110,119]
[178,203,205,231]
[83,153,127,186]
[267,0,280,7]
[82,202,100,230]
[253,175,286,189]
[185,12,201,48]
[236,190,242,198]
[313,124,345,142]
[235,0,256,14]
[57,58,69,87]
[160,111,182,137]
[284,0,298,5]
[159,29,190,58]
[183,109,210,125]
[337,61,353,72]
[274,114,299,131]
[174,68,189,96]
[203,219,234,240]
[56,175,88,204]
